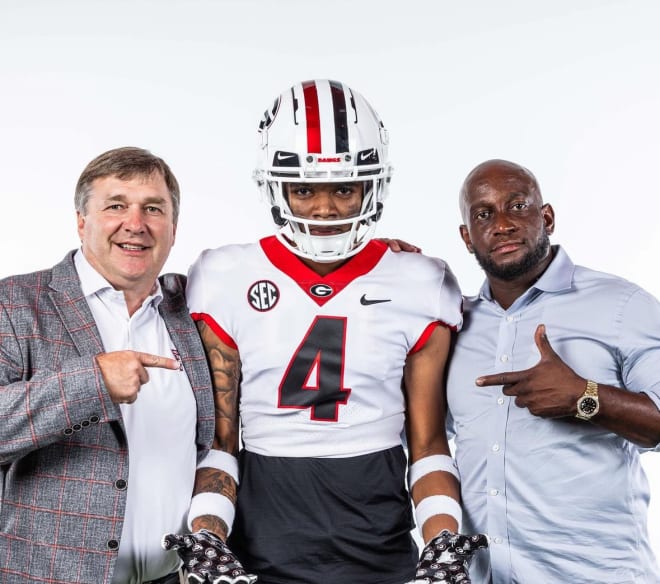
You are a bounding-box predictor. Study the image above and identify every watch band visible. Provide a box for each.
[584,379,598,398]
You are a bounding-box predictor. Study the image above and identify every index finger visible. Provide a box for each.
[138,352,181,370]
[476,371,525,387]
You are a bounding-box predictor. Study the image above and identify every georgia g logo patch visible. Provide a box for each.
[248,280,280,312]
[309,283,334,298]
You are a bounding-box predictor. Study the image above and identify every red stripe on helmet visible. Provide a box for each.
[302,81,321,153]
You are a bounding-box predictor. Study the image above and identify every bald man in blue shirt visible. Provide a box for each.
[448,159,660,583]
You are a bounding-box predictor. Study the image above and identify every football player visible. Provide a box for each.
[165,79,486,584]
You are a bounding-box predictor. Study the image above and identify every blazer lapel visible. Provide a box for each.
[47,251,124,432]
[159,273,215,453]
[48,251,105,356]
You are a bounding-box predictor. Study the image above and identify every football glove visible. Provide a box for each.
[406,529,489,583]
[162,529,257,584]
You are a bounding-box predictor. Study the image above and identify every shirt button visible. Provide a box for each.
[493,537,503,544]
[500,354,509,362]
[489,489,499,496]
[492,444,500,452]
[107,539,119,550]
[506,315,514,322]
[114,479,127,490]
[497,397,504,405]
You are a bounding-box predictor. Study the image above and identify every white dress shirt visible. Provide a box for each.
[75,250,197,584]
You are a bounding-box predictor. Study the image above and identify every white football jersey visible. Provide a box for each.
[187,236,462,458]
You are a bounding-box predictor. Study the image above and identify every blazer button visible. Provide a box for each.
[90,415,100,424]
[72,424,82,431]
[63,428,74,436]
[115,479,127,490]
[107,539,119,550]
[81,420,90,427]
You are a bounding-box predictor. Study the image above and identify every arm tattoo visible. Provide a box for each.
[194,467,237,503]
[191,467,237,540]
[191,514,230,540]
[197,321,240,454]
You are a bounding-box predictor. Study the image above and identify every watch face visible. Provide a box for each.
[579,397,598,415]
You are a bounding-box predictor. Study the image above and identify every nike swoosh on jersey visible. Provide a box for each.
[360,294,391,306]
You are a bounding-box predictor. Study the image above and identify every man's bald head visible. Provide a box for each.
[459,159,542,222]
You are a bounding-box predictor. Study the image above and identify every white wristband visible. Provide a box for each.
[187,492,235,535]
[197,449,239,485]
[414,495,462,535]
[409,454,459,488]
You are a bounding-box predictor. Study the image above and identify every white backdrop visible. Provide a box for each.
[1,0,659,558]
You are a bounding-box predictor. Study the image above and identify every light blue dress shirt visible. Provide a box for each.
[447,246,660,583]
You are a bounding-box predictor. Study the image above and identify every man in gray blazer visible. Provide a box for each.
[0,147,215,583]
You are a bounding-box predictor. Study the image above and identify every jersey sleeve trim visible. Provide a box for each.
[409,320,457,355]
[191,312,238,350]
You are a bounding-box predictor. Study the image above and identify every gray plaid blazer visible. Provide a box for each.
[0,251,214,583]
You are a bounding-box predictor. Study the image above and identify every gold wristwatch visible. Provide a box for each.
[575,380,600,420]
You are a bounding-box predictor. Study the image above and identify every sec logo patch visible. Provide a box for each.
[248,280,280,312]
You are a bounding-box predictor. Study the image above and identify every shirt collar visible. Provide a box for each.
[73,248,163,308]
[478,245,575,302]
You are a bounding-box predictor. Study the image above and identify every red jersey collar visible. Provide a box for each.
[259,236,387,306]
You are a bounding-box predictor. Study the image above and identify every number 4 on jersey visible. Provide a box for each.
[278,316,351,422]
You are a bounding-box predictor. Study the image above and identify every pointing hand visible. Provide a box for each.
[475,325,584,418]
[96,350,181,404]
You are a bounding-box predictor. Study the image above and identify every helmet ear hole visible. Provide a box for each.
[271,206,287,227]
[362,202,383,225]
[373,201,384,222]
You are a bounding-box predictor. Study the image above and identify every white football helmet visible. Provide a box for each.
[254,79,393,263]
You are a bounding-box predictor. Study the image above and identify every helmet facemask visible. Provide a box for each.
[260,174,388,263]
